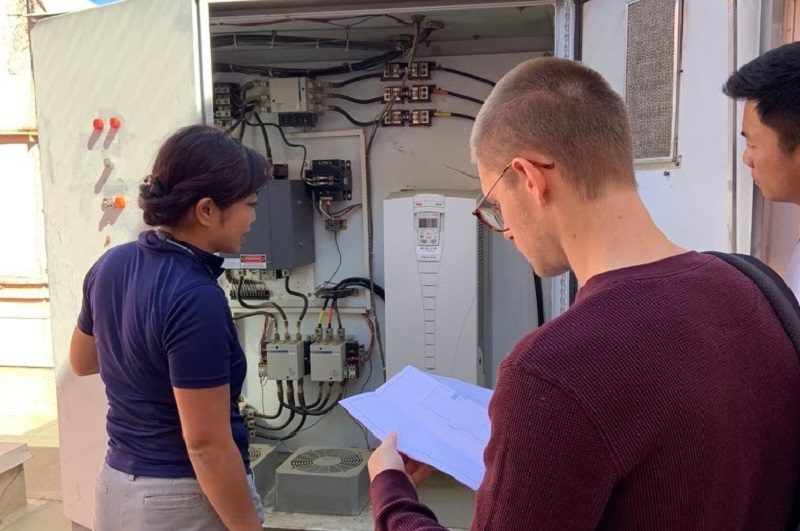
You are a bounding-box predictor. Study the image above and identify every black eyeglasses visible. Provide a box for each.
[472,159,555,232]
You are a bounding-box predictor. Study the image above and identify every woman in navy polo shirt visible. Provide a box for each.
[69,125,269,530]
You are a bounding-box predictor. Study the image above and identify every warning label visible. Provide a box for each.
[240,254,268,269]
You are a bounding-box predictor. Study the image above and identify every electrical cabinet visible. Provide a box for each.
[31,0,563,527]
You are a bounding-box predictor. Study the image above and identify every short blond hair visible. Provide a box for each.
[471,57,636,199]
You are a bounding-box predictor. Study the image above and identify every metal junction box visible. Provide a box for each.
[238,180,315,270]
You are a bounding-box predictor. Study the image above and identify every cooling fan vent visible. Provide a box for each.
[290,448,364,474]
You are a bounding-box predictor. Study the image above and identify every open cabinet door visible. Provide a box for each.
[30,0,209,526]
[578,1,760,254]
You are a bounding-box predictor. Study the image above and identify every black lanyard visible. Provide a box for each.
[156,230,215,276]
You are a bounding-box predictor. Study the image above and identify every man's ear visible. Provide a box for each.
[512,157,549,206]
[193,197,217,228]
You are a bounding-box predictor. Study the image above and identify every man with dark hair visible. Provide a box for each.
[724,41,800,294]
[366,56,800,530]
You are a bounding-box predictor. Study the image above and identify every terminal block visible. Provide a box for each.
[383,86,404,103]
[409,84,433,102]
[382,110,406,127]
[381,85,434,104]
[410,109,433,126]
[213,82,240,129]
[304,159,352,202]
[229,280,269,300]
[381,62,434,81]
[408,61,432,80]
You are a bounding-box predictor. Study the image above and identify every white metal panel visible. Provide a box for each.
[0,0,37,131]
[30,0,206,526]
[581,0,758,253]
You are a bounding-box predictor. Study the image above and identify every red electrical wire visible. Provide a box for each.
[362,313,375,358]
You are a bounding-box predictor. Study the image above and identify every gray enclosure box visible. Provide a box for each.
[241,180,315,270]
[274,447,370,516]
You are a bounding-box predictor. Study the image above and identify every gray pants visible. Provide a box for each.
[93,462,265,530]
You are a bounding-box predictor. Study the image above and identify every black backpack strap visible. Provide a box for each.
[705,252,800,359]
[705,251,800,531]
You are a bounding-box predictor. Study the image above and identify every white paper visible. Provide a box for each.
[340,365,493,490]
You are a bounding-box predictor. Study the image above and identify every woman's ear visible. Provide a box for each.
[193,197,217,227]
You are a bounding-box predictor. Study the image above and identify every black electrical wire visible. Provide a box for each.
[438,89,485,105]
[334,277,385,300]
[237,276,288,325]
[222,119,243,135]
[255,412,307,441]
[325,72,381,88]
[213,49,404,79]
[304,382,325,409]
[254,401,283,421]
[327,93,384,105]
[313,382,346,415]
[534,274,545,327]
[445,112,477,121]
[309,382,333,412]
[211,33,403,53]
[332,299,343,330]
[284,275,309,324]
[254,382,295,431]
[213,14,414,29]
[215,25,434,80]
[284,382,345,416]
[231,310,274,322]
[254,383,308,441]
[252,111,273,161]
[242,115,307,180]
[433,65,496,87]
[331,106,382,127]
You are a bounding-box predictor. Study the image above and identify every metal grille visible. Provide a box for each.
[476,224,488,355]
[290,448,363,474]
[626,0,681,161]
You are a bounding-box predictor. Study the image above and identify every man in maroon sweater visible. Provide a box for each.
[367,57,800,530]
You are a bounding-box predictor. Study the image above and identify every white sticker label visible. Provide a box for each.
[240,254,268,269]
[222,257,242,270]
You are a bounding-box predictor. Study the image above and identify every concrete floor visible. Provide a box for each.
[0,419,71,531]
[0,419,473,530]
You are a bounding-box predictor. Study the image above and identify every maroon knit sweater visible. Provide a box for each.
[371,252,800,530]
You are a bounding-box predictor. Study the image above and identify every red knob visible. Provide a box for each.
[109,117,122,129]
[92,118,104,131]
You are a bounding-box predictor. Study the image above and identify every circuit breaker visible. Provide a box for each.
[266,341,306,380]
[270,77,323,128]
[227,179,315,270]
[310,341,347,381]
